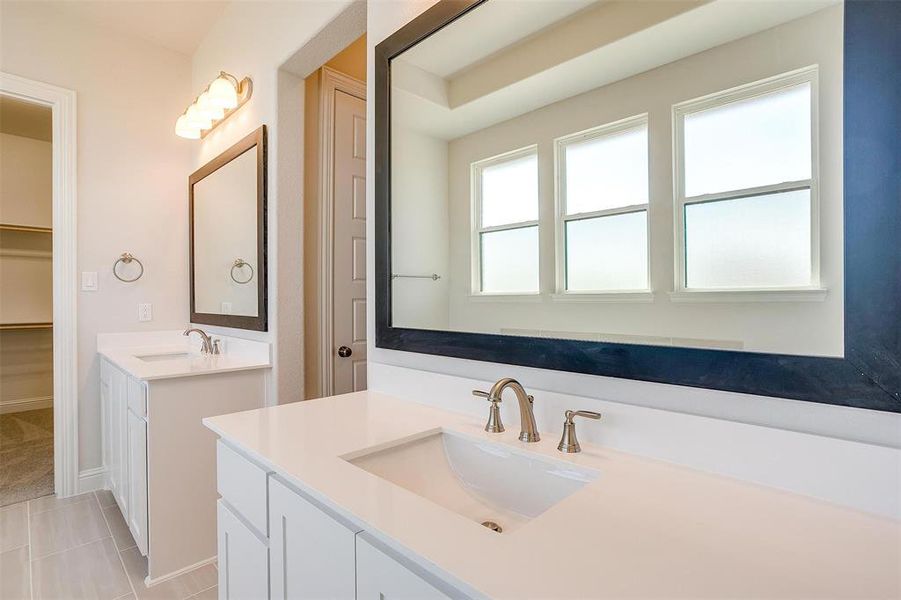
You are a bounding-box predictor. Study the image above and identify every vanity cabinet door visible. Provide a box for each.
[356,535,453,600]
[108,365,129,518]
[218,500,269,600]
[268,477,359,600]
[126,409,148,556]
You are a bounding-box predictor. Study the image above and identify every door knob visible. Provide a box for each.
[337,346,352,358]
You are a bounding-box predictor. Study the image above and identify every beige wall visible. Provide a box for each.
[326,35,367,82]
[0,0,192,471]
[303,35,367,400]
[190,0,358,406]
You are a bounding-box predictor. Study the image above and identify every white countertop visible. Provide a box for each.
[204,392,900,599]
[98,331,270,381]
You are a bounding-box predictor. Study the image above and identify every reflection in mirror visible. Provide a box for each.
[190,126,266,330]
[390,0,842,357]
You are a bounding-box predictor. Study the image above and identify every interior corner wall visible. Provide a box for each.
[189,0,358,405]
[365,1,901,455]
[303,72,323,400]
[0,1,193,474]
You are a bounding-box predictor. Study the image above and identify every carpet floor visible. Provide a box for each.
[0,407,54,507]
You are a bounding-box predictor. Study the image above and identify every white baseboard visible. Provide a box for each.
[0,395,53,414]
[145,555,217,587]
[77,466,106,495]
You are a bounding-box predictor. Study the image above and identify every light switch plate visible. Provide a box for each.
[81,271,98,291]
[138,303,152,322]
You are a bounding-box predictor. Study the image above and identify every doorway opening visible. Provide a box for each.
[0,96,54,505]
[303,34,368,398]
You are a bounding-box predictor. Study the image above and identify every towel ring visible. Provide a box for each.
[113,253,143,283]
[230,259,254,284]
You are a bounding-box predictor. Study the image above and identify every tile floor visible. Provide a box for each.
[0,490,217,600]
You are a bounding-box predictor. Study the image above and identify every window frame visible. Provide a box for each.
[470,145,540,296]
[671,66,823,299]
[554,114,651,297]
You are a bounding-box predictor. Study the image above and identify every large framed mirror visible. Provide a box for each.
[375,1,900,411]
[190,125,267,331]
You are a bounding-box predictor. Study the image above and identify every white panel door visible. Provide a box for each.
[356,535,452,600]
[217,500,269,600]
[333,89,368,395]
[126,409,148,556]
[268,477,358,600]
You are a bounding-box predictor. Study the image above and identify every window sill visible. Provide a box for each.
[668,288,828,303]
[551,291,654,303]
[468,293,542,303]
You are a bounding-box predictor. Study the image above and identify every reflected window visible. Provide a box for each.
[675,68,817,289]
[472,148,539,293]
[557,116,649,292]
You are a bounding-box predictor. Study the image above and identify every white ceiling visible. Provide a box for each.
[44,1,231,56]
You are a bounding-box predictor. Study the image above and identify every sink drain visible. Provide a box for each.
[481,520,503,533]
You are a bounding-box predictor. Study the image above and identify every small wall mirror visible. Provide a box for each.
[190,126,267,331]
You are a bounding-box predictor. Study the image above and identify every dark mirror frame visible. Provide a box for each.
[375,1,900,413]
[189,125,268,331]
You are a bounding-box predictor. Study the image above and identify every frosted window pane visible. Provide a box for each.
[685,190,811,288]
[566,212,648,291]
[480,154,538,227]
[480,226,539,293]
[684,83,811,197]
[565,125,648,215]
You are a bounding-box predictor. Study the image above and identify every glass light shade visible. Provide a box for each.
[175,114,200,139]
[196,91,224,121]
[186,104,212,130]
[208,76,238,110]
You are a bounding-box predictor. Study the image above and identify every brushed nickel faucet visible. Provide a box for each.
[183,328,220,355]
[472,378,540,442]
[557,409,601,453]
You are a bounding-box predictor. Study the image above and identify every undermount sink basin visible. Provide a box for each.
[135,352,193,363]
[345,430,599,534]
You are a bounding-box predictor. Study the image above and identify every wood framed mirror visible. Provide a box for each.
[189,125,267,331]
[374,1,900,412]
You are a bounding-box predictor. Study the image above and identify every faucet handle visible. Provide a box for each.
[473,390,505,433]
[566,409,601,422]
[557,409,601,453]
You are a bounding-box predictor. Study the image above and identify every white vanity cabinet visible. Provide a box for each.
[101,359,148,554]
[99,345,269,584]
[214,440,462,600]
[356,535,452,600]
[126,409,148,555]
[268,476,359,600]
[217,500,269,600]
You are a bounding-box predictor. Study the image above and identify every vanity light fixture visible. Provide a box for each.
[175,72,252,139]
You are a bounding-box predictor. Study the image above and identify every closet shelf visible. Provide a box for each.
[0,322,53,331]
[0,223,52,234]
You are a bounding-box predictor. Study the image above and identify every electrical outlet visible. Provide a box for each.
[81,271,98,291]
[138,303,152,322]
[221,302,232,314]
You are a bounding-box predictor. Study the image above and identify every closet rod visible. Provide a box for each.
[0,223,52,234]
[0,322,53,331]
